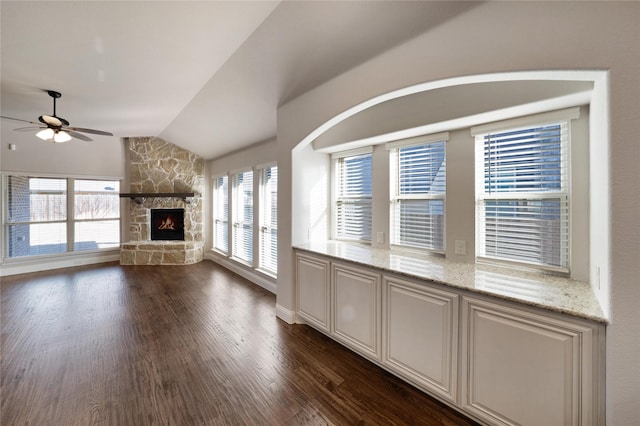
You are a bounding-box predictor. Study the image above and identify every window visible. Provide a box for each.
[473,110,577,272]
[74,179,120,250]
[334,149,372,242]
[259,165,278,274]
[213,175,229,254]
[5,175,119,258]
[388,134,447,252]
[232,170,253,263]
[212,164,278,278]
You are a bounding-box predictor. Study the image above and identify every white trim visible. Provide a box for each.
[255,161,277,171]
[1,171,123,181]
[211,172,228,180]
[275,303,296,324]
[205,250,276,294]
[330,146,373,159]
[309,72,598,155]
[471,107,580,136]
[229,166,254,176]
[385,131,450,150]
[0,250,120,276]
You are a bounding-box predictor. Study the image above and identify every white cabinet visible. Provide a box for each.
[461,296,604,426]
[382,275,459,402]
[293,250,604,425]
[296,252,331,332]
[331,262,381,360]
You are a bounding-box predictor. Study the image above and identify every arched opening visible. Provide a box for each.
[291,70,609,310]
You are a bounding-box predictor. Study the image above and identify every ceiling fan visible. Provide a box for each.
[0,90,113,143]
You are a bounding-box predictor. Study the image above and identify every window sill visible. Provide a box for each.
[294,240,606,324]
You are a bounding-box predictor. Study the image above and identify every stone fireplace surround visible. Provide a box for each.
[120,137,204,265]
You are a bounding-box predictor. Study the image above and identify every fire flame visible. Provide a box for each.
[158,216,176,230]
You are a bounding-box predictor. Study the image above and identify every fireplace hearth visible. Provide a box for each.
[150,208,185,241]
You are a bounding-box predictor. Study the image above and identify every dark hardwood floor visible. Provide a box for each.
[1,261,479,426]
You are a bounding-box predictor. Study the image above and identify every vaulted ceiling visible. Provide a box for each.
[1,1,480,159]
[1,1,590,161]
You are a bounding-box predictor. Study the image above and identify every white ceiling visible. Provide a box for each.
[1,1,480,160]
[1,1,591,161]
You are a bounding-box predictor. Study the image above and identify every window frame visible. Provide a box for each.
[72,178,121,251]
[257,163,278,275]
[332,147,373,243]
[212,174,229,255]
[231,169,254,265]
[387,132,448,253]
[472,108,579,274]
[3,173,121,260]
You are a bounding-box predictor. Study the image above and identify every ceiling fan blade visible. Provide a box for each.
[67,131,93,142]
[66,126,113,136]
[1,115,41,126]
[13,126,45,132]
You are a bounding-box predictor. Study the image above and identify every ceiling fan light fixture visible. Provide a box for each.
[3,90,112,143]
[36,128,55,140]
[53,130,71,143]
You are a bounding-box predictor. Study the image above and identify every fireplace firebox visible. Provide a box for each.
[150,208,185,241]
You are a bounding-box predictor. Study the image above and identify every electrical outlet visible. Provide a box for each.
[377,231,384,244]
[455,240,466,256]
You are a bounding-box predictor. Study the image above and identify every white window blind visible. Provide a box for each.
[213,175,229,254]
[475,121,569,271]
[335,151,372,242]
[389,139,446,251]
[232,170,253,263]
[259,165,277,274]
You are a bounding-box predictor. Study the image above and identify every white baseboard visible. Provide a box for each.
[204,251,276,294]
[275,303,296,324]
[0,251,120,277]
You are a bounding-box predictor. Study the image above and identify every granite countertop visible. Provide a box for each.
[294,241,607,324]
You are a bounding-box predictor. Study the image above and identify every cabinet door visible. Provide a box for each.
[382,276,458,402]
[296,253,330,332]
[332,262,381,360]
[461,297,597,426]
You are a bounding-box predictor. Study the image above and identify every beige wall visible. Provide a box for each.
[277,2,639,424]
[0,133,124,178]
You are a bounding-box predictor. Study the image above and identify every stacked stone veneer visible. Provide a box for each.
[120,137,205,265]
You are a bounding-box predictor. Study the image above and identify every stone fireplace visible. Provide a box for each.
[120,137,204,265]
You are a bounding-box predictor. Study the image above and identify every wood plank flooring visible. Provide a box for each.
[1,261,479,426]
